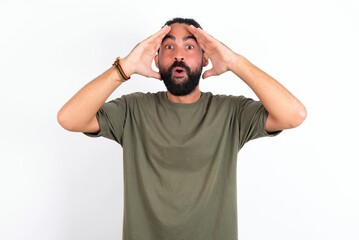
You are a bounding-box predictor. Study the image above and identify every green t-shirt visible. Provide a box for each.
[86,91,280,240]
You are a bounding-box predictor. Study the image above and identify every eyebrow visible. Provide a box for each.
[162,34,197,42]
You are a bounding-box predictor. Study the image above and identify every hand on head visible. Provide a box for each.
[187,25,237,79]
[122,25,172,80]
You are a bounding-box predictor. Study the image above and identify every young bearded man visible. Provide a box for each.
[58,17,307,240]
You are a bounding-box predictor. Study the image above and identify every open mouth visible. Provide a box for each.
[173,67,186,77]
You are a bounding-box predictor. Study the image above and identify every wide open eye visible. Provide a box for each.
[186,45,194,50]
[165,44,174,50]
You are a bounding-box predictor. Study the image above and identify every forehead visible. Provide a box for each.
[164,23,195,41]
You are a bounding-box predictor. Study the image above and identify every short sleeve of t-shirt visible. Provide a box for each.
[84,96,127,145]
[233,95,281,149]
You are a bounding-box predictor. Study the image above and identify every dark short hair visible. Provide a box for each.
[163,17,202,29]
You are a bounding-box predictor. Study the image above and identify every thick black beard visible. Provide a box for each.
[160,61,202,96]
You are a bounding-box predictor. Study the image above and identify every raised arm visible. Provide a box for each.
[57,25,171,133]
[187,25,307,132]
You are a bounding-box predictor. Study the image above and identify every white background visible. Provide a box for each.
[1,0,358,239]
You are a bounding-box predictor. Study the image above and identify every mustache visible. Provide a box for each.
[169,61,190,72]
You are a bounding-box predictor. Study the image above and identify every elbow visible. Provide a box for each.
[57,108,97,132]
[57,109,75,131]
[289,105,307,128]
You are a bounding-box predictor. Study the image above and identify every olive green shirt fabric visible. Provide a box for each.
[85,91,280,240]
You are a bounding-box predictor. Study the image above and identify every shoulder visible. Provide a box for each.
[205,92,249,105]
[204,93,263,113]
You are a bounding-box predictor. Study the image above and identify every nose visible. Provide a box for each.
[174,48,185,62]
[175,57,184,62]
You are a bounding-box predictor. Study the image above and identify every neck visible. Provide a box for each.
[166,87,201,104]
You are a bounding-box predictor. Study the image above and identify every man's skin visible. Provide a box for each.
[57,23,307,133]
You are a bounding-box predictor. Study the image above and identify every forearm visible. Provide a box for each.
[232,54,307,129]
[57,66,124,132]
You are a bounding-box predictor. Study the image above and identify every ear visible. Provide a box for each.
[154,54,159,68]
[202,52,209,67]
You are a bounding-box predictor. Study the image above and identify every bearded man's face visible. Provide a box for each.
[159,60,202,96]
[156,23,206,96]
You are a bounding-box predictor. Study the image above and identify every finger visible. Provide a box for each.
[187,25,205,47]
[146,25,171,41]
[202,68,216,79]
[148,25,171,50]
[147,70,162,80]
[187,25,205,39]
[188,25,212,51]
